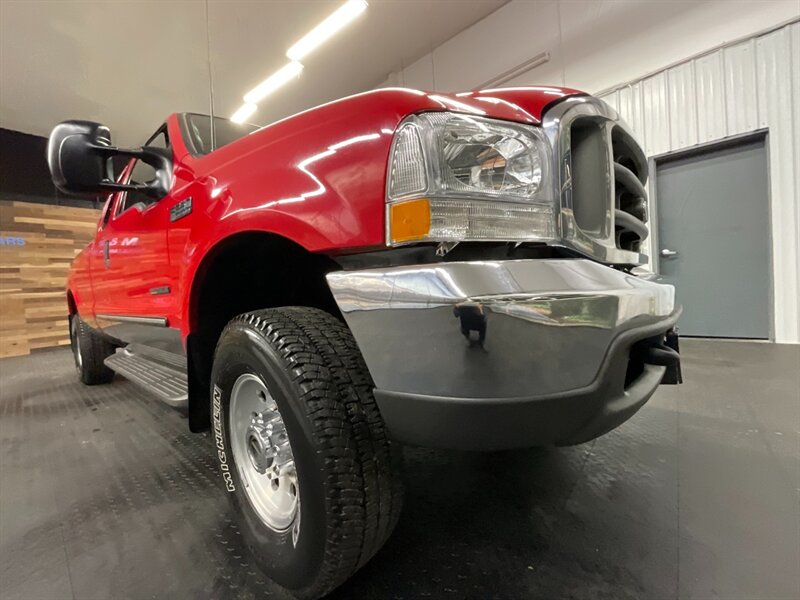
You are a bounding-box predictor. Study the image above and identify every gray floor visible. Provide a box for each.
[0,339,798,600]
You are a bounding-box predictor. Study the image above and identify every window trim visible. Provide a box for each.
[114,125,171,218]
[98,194,115,230]
[178,112,259,158]
[178,113,207,158]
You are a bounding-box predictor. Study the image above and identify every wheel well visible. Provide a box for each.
[186,232,341,431]
[66,290,77,317]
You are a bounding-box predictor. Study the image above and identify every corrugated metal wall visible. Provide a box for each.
[599,22,800,343]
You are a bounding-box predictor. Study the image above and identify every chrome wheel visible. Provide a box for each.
[71,318,82,371]
[230,373,299,538]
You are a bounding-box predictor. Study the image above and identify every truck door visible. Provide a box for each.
[91,126,180,351]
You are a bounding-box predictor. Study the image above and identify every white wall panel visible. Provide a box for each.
[667,63,699,148]
[641,72,670,157]
[756,27,799,342]
[617,83,646,148]
[694,51,726,142]
[791,23,800,340]
[598,22,800,341]
[555,0,799,95]
[602,89,619,113]
[723,40,760,134]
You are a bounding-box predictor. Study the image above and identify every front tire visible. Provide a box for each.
[70,314,115,385]
[210,307,403,599]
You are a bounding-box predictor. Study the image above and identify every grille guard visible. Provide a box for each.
[543,96,650,266]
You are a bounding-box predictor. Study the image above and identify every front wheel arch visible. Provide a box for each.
[66,289,77,318]
[184,232,341,432]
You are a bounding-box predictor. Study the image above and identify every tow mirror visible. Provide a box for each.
[47,120,171,199]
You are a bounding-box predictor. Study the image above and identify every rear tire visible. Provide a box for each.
[70,314,115,385]
[210,307,403,599]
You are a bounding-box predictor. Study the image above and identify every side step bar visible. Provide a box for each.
[105,344,188,409]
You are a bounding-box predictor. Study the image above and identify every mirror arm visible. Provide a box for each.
[90,144,172,199]
[97,181,151,193]
[91,144,166,164]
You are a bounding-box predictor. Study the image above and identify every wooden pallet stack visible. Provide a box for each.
[0,200,100,358]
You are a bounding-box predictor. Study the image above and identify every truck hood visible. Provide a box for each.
[420,86,586,124]
[195,85,588,171]
[264,86,586,131]
[191,85,588,255]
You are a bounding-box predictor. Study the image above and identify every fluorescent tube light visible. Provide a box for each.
[243,61,304,104]
[286,0,367,61]
[231,103,257,124]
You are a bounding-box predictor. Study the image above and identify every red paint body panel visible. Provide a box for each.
[68,87,584,346]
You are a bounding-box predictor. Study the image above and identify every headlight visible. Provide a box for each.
[386,112,555,245]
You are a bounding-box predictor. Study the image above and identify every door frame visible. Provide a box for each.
[646,129,775,341]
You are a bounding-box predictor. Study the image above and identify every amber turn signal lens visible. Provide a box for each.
[390,199,431,243]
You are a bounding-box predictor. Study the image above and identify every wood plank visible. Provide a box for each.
[0,200,100,357]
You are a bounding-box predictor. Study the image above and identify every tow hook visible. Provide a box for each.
[632,328,683,385]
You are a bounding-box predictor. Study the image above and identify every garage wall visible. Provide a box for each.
[378,0,800,343]
[0,200,100,357]
[379,1,799,93]
[597,24,800,344]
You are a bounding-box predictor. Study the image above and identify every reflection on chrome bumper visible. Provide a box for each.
[327,259,675,400]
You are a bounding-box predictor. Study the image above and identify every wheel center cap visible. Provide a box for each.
[246,417,276,474]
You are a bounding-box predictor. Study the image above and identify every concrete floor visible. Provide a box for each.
[0,339,798,600]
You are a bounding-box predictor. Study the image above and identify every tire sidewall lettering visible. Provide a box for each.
[212,384,236,492]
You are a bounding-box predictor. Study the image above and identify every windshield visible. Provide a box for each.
[184,113,260,156]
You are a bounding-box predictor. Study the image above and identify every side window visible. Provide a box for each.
[117,128,169,215]
[184,113,258,156]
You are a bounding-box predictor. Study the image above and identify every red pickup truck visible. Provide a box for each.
[48,86,681,599]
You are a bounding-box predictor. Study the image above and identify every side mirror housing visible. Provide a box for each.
[47,120,171,199]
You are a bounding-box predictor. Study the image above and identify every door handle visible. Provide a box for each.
[660,248,679,257]
[103,240,110,269]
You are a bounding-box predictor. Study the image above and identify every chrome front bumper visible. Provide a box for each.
[327,259,679,449]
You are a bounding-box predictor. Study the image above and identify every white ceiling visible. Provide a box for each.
[0,0,507,146]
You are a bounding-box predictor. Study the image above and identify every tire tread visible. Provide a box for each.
[228,307,402,598]
[73,316,115,385]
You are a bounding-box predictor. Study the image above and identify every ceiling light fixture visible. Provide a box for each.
[243,61,304,104]
[286,0,368,61]
[231,102,258,124]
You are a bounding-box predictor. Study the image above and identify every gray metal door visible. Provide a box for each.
[655,135,771,339]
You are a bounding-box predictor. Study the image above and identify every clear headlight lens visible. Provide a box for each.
[438,115,543,197]
[386,112,555,245]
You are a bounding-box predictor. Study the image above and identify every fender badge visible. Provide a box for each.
[170,197,192,222]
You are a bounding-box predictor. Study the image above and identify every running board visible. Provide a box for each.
[104,344,188,409]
